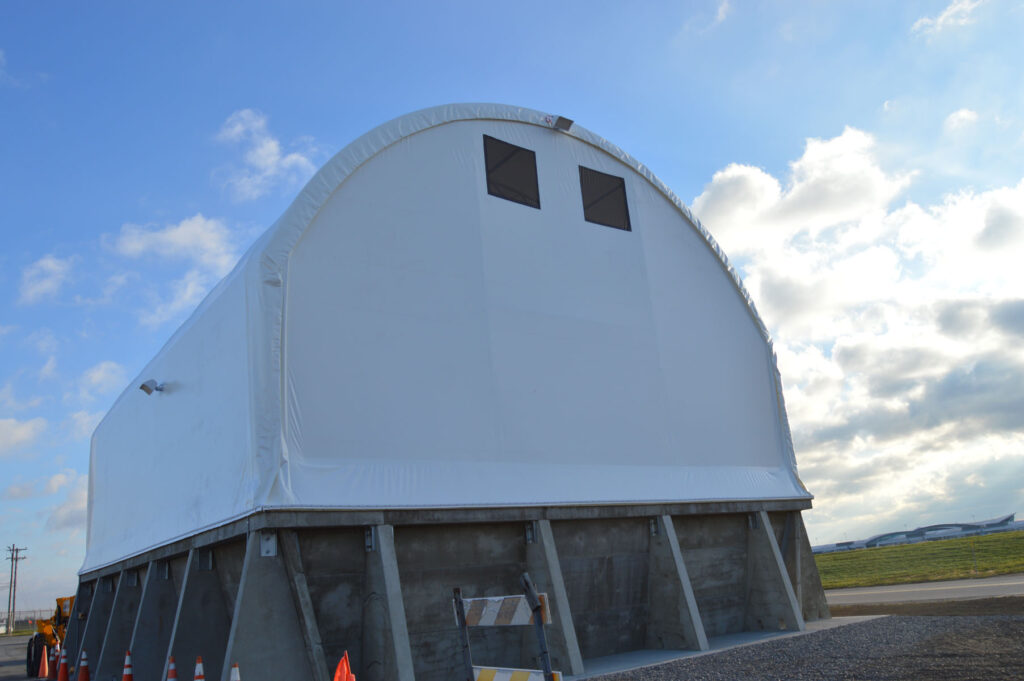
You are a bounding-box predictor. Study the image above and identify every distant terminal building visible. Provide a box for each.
[69,104,829,681]
[812,513,1020,554]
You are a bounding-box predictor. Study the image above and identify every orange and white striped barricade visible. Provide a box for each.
[453,572,559,681]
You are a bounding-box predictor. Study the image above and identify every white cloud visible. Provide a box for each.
[74,272,131,306]
[27,328,58,354]
[44,469,79,495]
[943,108,979,134]
[79,360,127,401]
[46,476,87,533]
[114,213,237,277]
[2,480,36,500]
[5,469,84,499]
[69,410,103,440]
[216,109,317,201]
[0,48,15,86]
[693,127,1024,544]
[0,382,43,410]
[39,356,57,380]
[693,127,912,258]
[0,324,13,338]
[0,416,46,456]
[111,213,240,327]
[19,255,73,304]
[138,268,215,327]
[713,0,731,25]
[912,0,985,34]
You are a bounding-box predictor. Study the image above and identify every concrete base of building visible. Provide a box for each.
[64,501,829,681]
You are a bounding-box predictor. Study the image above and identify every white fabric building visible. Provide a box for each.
[85,104,810,573]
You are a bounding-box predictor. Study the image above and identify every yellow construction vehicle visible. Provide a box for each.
[26,595,75,676]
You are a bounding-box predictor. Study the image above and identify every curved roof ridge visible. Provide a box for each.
[258,103,774,346]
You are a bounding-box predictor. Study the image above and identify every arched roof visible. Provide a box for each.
[247,103,797,469]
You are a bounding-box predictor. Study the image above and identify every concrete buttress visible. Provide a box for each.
[646,515,708,651]
[365,525,416,681]
[221,531,317,681]
[96,567,146,679]
[129,558,184,681]
[526,520,584,676]
[77,573,119,673]
[745,510,804,632]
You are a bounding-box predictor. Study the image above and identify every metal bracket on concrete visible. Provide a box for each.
[649,518,659,536]
[196,547,214,571]
[259,530,278,557]
[365,526,377,552]
[525,520,537,544]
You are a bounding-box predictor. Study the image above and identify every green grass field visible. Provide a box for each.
[815,529,1024,589]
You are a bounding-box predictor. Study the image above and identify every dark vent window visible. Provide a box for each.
[484,135,540,209]
[579,166,631,231]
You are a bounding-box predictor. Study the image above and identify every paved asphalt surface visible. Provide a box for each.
[0,634,29,680]
[826,573,1024,605]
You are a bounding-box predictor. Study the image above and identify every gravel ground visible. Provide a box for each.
[591,616,1024,681]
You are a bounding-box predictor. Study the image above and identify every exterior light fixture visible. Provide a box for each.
[139,380,165,395]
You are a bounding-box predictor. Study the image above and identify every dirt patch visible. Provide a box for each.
[831,595,1024,616]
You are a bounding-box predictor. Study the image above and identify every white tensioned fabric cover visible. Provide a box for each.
[83,104,810,573]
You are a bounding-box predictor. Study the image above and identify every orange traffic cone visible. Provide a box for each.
[333,651,356,681]
[36,645,49,679]
[229,663,241,681]
[47,647,58,680]
[193,656,205,681]
[77,650,91,681]
[56,648,69,681]
[121,650,134,681]
[166,655,178,680]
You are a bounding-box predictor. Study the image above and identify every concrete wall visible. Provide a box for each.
[296,527,366,675]
[552,517,650,659]
[73,503,825,681]
[673,514,749,637]
[395,522,528,681]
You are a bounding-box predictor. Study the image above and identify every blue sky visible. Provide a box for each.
[2,0,1022,608]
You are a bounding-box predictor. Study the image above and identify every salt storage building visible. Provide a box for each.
[68,104,829,681]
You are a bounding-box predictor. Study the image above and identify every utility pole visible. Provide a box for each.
[5,545,27,635]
